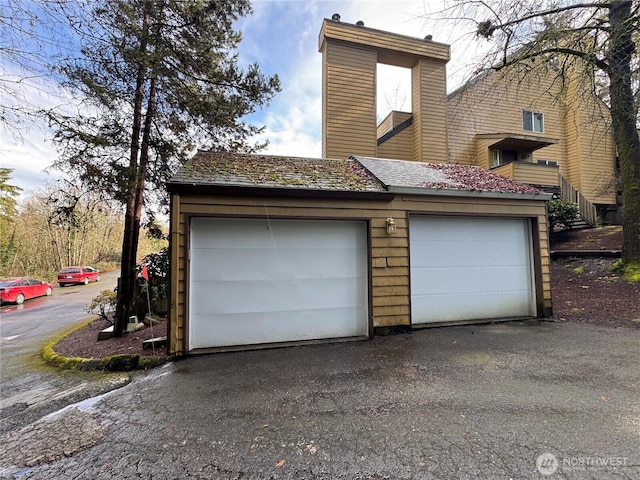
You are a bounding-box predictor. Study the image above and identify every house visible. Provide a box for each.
[377,45,619,225]
[166,18,553,355]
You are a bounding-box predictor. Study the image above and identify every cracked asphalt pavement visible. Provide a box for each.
[1,320,639,479]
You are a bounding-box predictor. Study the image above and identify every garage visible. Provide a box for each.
[188,217,369,350]
[410,216,535,324]
[167,152,552,355]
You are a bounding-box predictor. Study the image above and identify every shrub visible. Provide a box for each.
[86,289,117,324]
[547,199,579,231]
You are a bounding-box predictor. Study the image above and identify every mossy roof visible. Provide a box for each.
[168,151,386,192]
[169,151,545,197]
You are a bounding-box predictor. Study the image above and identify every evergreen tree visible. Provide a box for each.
[49,0,281,335]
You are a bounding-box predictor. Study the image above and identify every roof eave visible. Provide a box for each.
[166,182,393,201]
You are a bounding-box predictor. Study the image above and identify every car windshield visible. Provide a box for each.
[0,280,17,287]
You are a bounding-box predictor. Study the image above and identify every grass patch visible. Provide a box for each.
[601,225,622,236]
[573,266,585,274]
[609,260,640,282]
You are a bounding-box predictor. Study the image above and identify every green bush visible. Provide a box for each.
[547,199,579,231]
[86,289,117,324]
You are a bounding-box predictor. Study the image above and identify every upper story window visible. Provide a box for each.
[523,110,544,133]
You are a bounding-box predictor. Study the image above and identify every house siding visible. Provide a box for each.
[412,58,448,163]
[377,124,414,159]
[448,69,567,169]
[169,192,551,355]
[322,41,377,159]
[320,19,450,164]
[447,64,616,206]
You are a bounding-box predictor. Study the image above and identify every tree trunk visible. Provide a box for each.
[114,5,151,337]
[608,0,640,264]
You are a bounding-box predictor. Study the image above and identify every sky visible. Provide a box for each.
[1,0,488,197]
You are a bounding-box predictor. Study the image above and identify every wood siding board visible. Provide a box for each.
[323,40,377,159]
[375,297,408,310]
[373,276,409,287]
[320,20,450,62]
[374,315,411,327]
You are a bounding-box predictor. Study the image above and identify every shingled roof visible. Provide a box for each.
[354,156,545,196]
[168,151,548,199]
[168,151,385,192]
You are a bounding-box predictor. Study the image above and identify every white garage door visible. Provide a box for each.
[410,216,535,324]
[188,217,368,350]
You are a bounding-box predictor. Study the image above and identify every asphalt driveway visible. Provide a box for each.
[2,320,639,479]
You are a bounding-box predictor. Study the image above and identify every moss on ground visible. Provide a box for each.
[41,318,167,372]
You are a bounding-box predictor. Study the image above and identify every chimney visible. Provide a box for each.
[318,19,450,162]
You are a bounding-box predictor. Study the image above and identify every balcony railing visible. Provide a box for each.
[492,162,559,187]
[492,162,597,227]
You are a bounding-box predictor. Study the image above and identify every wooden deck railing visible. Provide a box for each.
[560,175,598,227]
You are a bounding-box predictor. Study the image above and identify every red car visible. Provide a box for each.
[0,278,54,305]
[57,266,101,287]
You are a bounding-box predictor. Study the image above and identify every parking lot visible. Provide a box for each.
[2,319,639,479]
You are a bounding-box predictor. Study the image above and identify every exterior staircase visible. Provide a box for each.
[559,175,598,227]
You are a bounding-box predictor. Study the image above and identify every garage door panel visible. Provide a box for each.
[195,247,364,282]
[415,216,528,242]
[410,243,527,268]
[411,265,531,295]
[410,216,535,324]
[412,291,534,322]
[189,217,368,350]
[191,219,364,249]
[190,305,366,349]
[191,277,366,315]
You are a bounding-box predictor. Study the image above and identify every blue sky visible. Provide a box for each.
[2,0,486,196]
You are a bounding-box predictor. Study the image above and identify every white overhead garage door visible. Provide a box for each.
[188,217,368,350]
[410,216,535,324]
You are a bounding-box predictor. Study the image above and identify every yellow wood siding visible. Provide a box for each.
[319,20,450,66]
[322,41,377,159]
[575,89,616,204]
[493,162,560,187]
[448,64,616,206]
[377,124,415,160]
[169,193,551,355]
[320,19,449,165]
[449,69,567,169]
[564,78,581,186]
[377,111,412,138]
[412,58,448,162]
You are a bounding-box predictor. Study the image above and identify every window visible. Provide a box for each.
[491,149,518,167]
[537,159,558,166]
[523,110,544,133]
[491,149,500,167]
